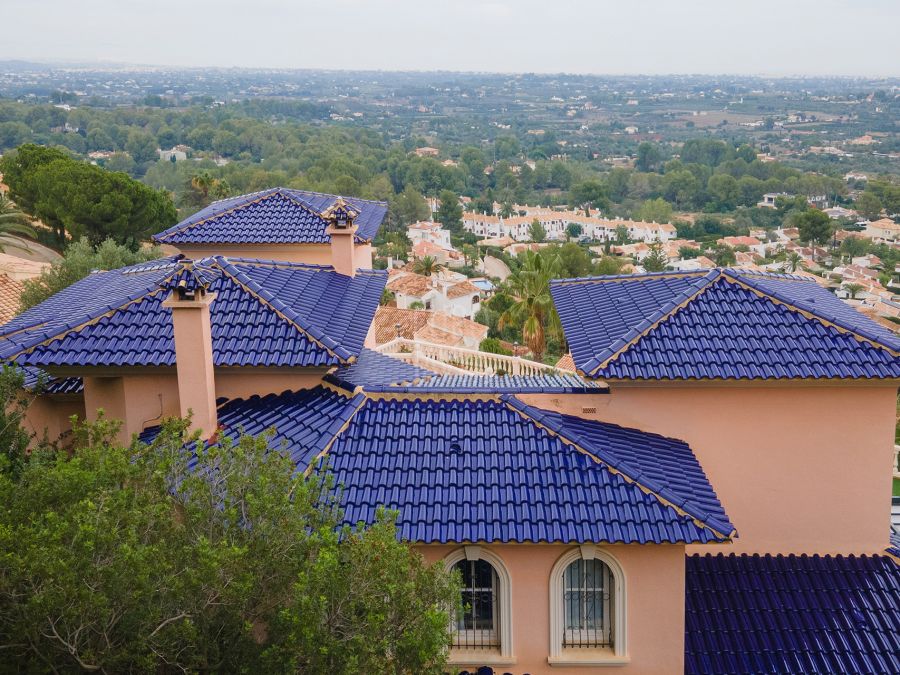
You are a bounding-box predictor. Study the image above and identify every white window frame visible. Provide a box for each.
[549,545,628,666]
[444,546,514,663]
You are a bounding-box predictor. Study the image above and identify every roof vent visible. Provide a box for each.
[322,197,360,230]
[582,406,597,415]
[448,441,463,453]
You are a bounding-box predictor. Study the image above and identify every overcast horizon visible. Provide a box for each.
[3,0,899,78]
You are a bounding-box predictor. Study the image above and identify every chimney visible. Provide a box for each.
[161,261,218,438]
[323,197,361,277]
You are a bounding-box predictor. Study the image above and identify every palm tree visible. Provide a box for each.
[844,283,865,300]
[413,255,442,277]
[0,193,36,253]
[498,251,562,361]
[775,250,806,273]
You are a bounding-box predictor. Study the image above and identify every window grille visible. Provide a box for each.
[453,559,500,650]
[562,558,613,649]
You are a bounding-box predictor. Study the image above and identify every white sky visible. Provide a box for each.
[2,0,898,77]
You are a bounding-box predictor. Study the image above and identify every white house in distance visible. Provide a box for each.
[463,207,676,243]
[407,221,452,250]
[386,269,481,319]
[406,221,464,267]
[865,218,900,245]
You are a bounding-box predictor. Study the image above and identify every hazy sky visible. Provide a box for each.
[3,0,898,77]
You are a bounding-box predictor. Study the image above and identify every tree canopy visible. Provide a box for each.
[0,144,177,248]
[0,372,458,672]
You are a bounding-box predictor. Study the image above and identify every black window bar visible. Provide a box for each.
[563,558,613,649]
[453,559,500,650]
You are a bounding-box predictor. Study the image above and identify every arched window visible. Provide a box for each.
[549,546,627,665]
[444,547,513,660]
[453,558,498,649]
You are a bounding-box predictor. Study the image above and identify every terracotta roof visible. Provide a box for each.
[371,306,431,343]
[370,306,487,346]
[555,353,576,371]
[428,312,488,340]
[415,324,464,346]
[447,280,480,299]
[386,273,433,298]
[0,274,23,325]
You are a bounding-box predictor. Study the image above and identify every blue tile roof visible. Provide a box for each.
[18,366,83,395]
[685,553,900,675]
[325,348,437,390]
[551,269,900,380]
[141,386,732,545]
[0,257,386,369]
[152,188,387,245]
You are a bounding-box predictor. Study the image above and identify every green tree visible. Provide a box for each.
[0,412,457,672]
[635,198,673,224]
[855,191,883,221]
[635,142,661,172]
[844,283,865,299]
[437,190,462,232]
[774,250,806,273]
[499,251,562,360]
[642,243,669,272]
[707,174,740,210]
[566,223,583,240]
[594,256,622,276]
[479,337,511,355]
[841,235,870,259]
[710,244,736,267]
[389,185,430,230]
[19,238,162,311]
[529,218,547,243]
[0,145,176,247]
[124,129,158,164]
[795,209,833,247]
[569,180,609,210]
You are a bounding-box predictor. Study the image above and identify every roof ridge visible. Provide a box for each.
[154,189,286,243]
[211,257,355,363]
[723,270,900,353]
[9,280,176,362]
[583,269,722,377]
[501,395,734,540]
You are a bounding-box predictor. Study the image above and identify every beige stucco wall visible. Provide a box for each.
[175,242,373,269]
[24,394,85,445]
[521,383,898,555]
[77,370,331,443]
[83,374,181,442]
[419,543,687,675]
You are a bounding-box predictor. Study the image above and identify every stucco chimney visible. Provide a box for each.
[162,261,218,438]
[323,197,361,277]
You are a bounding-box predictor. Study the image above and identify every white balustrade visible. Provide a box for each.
[375,338,553,376]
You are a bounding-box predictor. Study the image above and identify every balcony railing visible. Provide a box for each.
[375,338,555,377]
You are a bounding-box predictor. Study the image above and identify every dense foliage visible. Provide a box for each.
[0,373,458,673]
[0,144,177,247]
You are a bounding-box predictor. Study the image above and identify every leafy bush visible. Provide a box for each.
[0,388,458,672]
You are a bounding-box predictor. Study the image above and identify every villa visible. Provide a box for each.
[2,189,899,674]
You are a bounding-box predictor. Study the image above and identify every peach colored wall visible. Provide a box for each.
[174,243,374,269]
[521,384,898,555]
[73,370,330,443]
[419,544,686,675]
[83,375,181,443]
[24,394,85,444]
[165,293,218,437]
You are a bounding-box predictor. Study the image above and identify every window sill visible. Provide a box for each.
[448,651,516,666]
[548,652,630,667]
